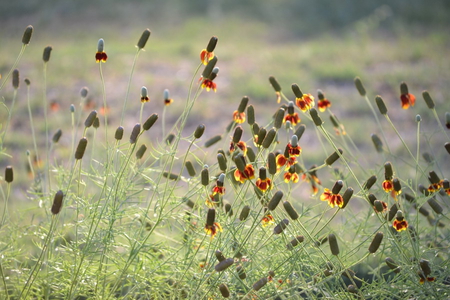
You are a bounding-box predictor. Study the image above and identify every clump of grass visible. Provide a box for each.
[0,24,449,300]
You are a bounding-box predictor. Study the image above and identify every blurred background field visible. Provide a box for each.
[1,0,450,185]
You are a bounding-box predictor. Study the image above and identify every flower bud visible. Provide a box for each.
[422,91,435,109]
[130,124,141,144]
[204,135,221,148]
[224,202,233,216]
[368,232,383,253]
[328,233,339,256]
[70,104,75,113]
[51,190,64,215]
[136,144,147,159]
[137,28,151,50]
[194,124,205,139]
[93,117,100,129]
[354,77,366,96]
[115,126,124,140]
[24,78,31,86]
[22,25,33,45]
[247,146,256,162]
[375,96,388,115]
[348,285,357,294]
[416,114,422,122]
[5,166,13,183]
[216,153,227,171]
[80,86,89,98]
[165,133,175,145]
[184,160,196,177]
[140,86,149,102]
[143,113,158,131]
[268,191,283,211]
[75,137,88,160]
[52,129,62,143]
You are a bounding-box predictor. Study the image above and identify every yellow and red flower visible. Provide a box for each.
[204,208,222,239]
[295,94,315,112]
[284,166,299,183]
[200,36,218,65]
[276,153,297,171]
[255,167,272,192]
[382,179,394,193]
[201,79,217,92]
[230,140,247,156]
[287,143,302,157]
[320,188,344,208]
[284,112,300,126]
[393,218,408,232]
[234,164,255,183]
[233,110,246,124]
[302,166,321,196]
[318,99,331,112]
[261,213,275,227]
[95,51,107,63]
[400,93,415,110]
[419,274,436,284]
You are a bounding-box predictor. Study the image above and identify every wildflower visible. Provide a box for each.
[400,82,415,109]
[50,100,60,112]
[373,200,388,213]
[317,90,331,112]
[256,167,272,192]
[302,165,321,195]
[234,164,255,183]
[212,174,226,196]
[283,101,300,125]
[163,89,173,106]
[427,171,442,192]
[418,272,436,284]
[200,57,218,92]
[141,86,149,103]
[230,140,247,156]
[382,162,394,193]
[206,193,220,207]
[261,213,275,227]
[284,165,299,183]
[95,38,107,63]
[200,36,218,65]
[418,259,435,284]
[287,135,301,157]
[393,210,408,232]
[201,78,217,92]
[292,84,315,112]
[443,179,450,195]
[204,208,222,239]
[276,146,297,171]
[320,180,344,208]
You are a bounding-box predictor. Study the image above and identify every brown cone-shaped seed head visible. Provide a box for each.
[375,96,388,115]
[115,126,124,140]
[256,127,267,146]
[247,146,256,162]
[295,124,306,140]
[239,205,250,221]
[393,178,401,192]
[262,128,276,148]
[369,232,383,253]
[247,105,255,125]
[354,77,366,96]
[52,129,62,143]
[422,91,435,109]
[325,148,343,166]
[194,124,205,139]
[428,171,440,184]
[273,219,289,234]
[269,76,281,92]
[400,82,409,95]
[5,166,13,183]
[215,258,233,272]
[268,190,283,211]
[93,117,100,129]
[385,257,401,273]
[165,133,175,145]
[384,162,393,180]
[22,25,33,45]
[328,233,339,256]
[75,137,88,160]
[215,250,226,262]
[201,56,218,78]
[162,172,178,181]
[267,152,277,175]
[51,190,64,215]
[371,134,383,153]
[283,201,299,220]
[291,84,303,98]
[185,161,196,177]
[137,28,151,49]
[310,108,323,126]
[368,194,377,206]
[419,259,432,276]
[341,187,353,209]
[43,46,52,62]
[232,126,243,143]
[274,108,285,129]
[388,203,398,221]
[287,235,304,250]
[206,208,216,227]
[253,277,268,291]
[143,114,158,130]
[130,123,141,144]
[363,175,377,190]
[84,110,98,128]
[204,135,221,148]
[331,180,343,195]
[236,265,246,279]
[219,283,230,298]
[136,144,147,159]
[201,167,209,186]
[374,200,384,213]
[237,96,249,113]
[428,198,443,214]
[12,69,19,89]
[224,202,233,216]
[217,153,227,171]
[233,154,246,172]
